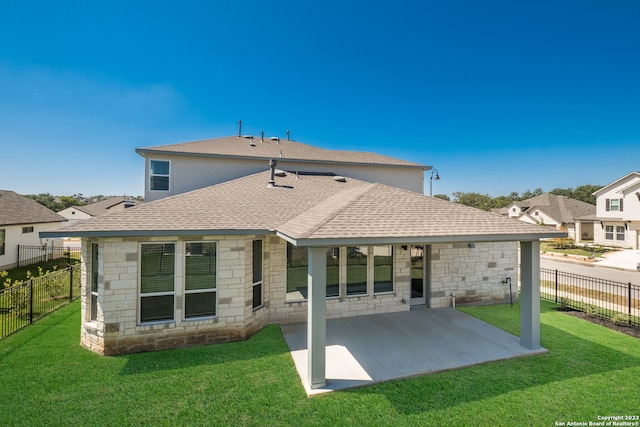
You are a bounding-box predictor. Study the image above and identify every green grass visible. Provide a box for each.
[0,301,638,426]
[540,241,615,258]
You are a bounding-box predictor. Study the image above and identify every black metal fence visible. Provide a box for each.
[17,245,81,269]
[0,264,81,339]
[540,268,640,326]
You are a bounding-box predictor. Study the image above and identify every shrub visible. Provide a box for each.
[584,304,600,317]
[612,314,632,326]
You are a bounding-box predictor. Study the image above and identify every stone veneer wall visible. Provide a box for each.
[429,242,518,307]
[80,236,518,355]
[81,235,253,355]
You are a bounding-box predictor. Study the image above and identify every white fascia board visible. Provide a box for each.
[40,229,274,239]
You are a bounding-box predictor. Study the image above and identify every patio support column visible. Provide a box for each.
[520,240,541,349]
[307,246,327,389]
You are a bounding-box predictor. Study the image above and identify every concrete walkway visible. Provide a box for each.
[596,249,640,271]
[281,307,546,396]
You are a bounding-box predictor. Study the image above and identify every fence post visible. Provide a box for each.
[555,270,558,304]
[629,283,633,326]
[69,266,74,301]
[17,245,21,269]
[29,279,34,325]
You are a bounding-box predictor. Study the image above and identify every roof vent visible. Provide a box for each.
[243,135,254,139]
[270,136,280,144]
[333,176,347,182]
[274,169,286,177]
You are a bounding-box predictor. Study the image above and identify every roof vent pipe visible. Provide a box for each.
[261,131,264,142]
[286,130,290,141]
[237,120,242,137]
[268,159,277,188]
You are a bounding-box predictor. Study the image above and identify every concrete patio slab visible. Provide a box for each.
[281,306,547,396]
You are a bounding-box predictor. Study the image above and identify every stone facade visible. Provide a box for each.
[80,235,518,355]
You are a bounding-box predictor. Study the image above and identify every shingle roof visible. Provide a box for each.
[0,190,66,226]
[513,193,595,224]
[136,136,427,169]
[43,172,564,244]
[73,197,138,217]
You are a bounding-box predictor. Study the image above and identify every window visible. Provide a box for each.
[373,246,393,294]
[616,226,625,241]
[347,246,368,296]
[286,243,340,301]
[140,243,175,323]
[149,160,170,191]
[90,243,99,321]
[184,242,217,318]
[605,225,614,240]
[326,248,340,298]
[287,243,308,301]
[252,240,263,310]
[0,229,4,256]
[534,211,539,216]
[22,226,34,234]
[606,198,623,212]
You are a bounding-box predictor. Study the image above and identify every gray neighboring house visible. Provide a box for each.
[0,190,67,270]
[497,193,595,242]
[43,166,563,389]
[58,197,139,225]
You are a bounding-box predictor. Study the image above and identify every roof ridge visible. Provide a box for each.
[277,183,377,239]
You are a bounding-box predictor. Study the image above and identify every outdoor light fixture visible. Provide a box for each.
[468,242,476,249]
[429,168,440,197]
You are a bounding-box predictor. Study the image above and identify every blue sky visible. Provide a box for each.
[1,1,638,198]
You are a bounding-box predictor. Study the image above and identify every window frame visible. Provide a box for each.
[0,229,5,256]
[346,246,369,297]
[252,239,263,310]
[605,225,614,240]
[139,242,176,324]
[184,241,218,320]
[90,243,99,321]
[22,226,34,234]
[373,245,394,294]
[149,159,171,192]
[616,226,625,241]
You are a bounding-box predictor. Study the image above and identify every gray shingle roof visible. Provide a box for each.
[136,136,427,169]
[0,190,66,226]
[73,197,138,217]
[43,172,564,244]
[513,193,595,224]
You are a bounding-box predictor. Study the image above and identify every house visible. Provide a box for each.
[135,134,428,202]
[58,197,139,225]
[0,190,67,270]
[42,135,564,390]
[497,193,595,242]
[592,172,640,249]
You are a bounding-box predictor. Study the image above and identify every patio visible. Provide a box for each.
[281,306,547,396]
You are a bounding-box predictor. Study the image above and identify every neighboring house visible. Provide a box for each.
[497,193,595,242]
[0,190,67,270]
[136,135,429,202]
[592,172,640,249]
[59,197,139,225]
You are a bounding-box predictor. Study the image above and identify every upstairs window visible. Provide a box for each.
[606,198,623,212]
[150,160,170,191]
[22,226,34,233]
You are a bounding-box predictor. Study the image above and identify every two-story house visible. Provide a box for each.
[593,172,640,249]
[42,133,563,390]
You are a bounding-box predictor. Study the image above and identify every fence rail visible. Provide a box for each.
[17,245,81,270]
[1,264,81,339]
[540,268,640,326]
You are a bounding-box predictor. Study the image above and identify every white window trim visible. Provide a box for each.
[149,159,171,192]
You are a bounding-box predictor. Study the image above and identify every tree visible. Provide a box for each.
[57,196,86,210]
[25,193,58,211]
[433,194,450,201]
[452,192,494,211]
[550,184,601,205]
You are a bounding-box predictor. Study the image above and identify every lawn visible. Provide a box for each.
[0,301,638,426]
